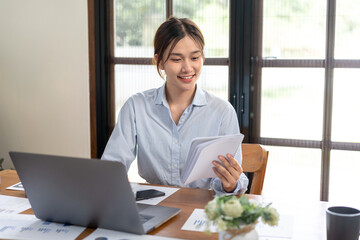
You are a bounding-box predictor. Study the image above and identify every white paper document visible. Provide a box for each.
[84,228,183,240]
[0,213,85,240]
[130,183,179,205]
[6,182,24,191]
[182,134,244,184]
[181,208,217,232]
[181,209,293,239]
[0,195,31,214]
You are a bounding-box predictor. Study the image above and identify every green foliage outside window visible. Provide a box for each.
[114,0,226,56]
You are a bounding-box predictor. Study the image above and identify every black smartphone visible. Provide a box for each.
[135,189,165,201]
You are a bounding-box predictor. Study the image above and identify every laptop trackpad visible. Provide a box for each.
[139,214,153,224]
[136,203,181,233]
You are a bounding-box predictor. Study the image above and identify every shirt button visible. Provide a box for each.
[181,119,184,122]
[173,164,177,168]
[174,139,178,144]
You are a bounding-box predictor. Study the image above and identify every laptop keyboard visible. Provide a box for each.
[139,214,153,224]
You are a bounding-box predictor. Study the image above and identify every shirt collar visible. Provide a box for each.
[192,85,207,106]
[155,83,207,107]
[155,83,167,105]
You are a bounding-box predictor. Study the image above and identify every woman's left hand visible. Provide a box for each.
[212,153,243,193]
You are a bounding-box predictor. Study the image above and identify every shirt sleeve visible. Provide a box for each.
[210,103,249,195]
[101,98,137,171]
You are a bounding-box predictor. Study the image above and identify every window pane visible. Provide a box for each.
[197,66,228,101]
[114,0,165,57]
[261,68,324,140]
[329,150,360,208]
[262,146,321,202]
[173,0,229,57]
[115,65,163,118]
[335,0,360,59]
[263,0,326,59]
[332,69,360,143]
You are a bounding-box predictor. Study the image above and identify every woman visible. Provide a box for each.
[102,17,248,195]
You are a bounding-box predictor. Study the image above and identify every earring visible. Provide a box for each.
[161,70,166,80]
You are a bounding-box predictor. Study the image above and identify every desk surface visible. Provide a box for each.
[0,169,333,240]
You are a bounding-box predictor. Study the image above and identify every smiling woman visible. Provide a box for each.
[153,18,205,114]
[161,38,204,124]
[100,16,249,195]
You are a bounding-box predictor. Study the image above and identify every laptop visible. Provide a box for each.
[9,151,181,234]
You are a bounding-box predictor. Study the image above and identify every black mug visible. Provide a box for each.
[326,206,360,240]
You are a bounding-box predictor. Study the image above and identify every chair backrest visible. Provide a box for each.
[241,144,269,195]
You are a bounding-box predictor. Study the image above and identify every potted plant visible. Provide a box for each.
[204,194,279,240]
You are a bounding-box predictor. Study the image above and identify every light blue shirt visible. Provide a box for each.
[101,83,248,195]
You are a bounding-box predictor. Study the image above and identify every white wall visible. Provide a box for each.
[0,0,90,169]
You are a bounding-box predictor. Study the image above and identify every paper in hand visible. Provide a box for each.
[181,134,244,184]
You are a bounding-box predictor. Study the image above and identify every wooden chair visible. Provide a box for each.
[241,144,269,195]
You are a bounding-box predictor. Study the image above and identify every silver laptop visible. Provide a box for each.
[9,151,181,234]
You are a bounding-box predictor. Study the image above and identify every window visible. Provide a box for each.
[112,0,230,120]
[253,0,360,202]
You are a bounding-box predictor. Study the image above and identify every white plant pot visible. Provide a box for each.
[218,228,259,240]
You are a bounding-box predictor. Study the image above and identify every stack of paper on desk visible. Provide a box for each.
[181,134,244,184]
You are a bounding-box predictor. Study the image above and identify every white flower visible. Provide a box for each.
[222,199,243,218]
[261,207,279,226]
[216,218,227,231]
[203,195,279,234]
[205,199,219,220]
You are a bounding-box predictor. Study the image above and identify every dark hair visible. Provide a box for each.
[153,17,205,78]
